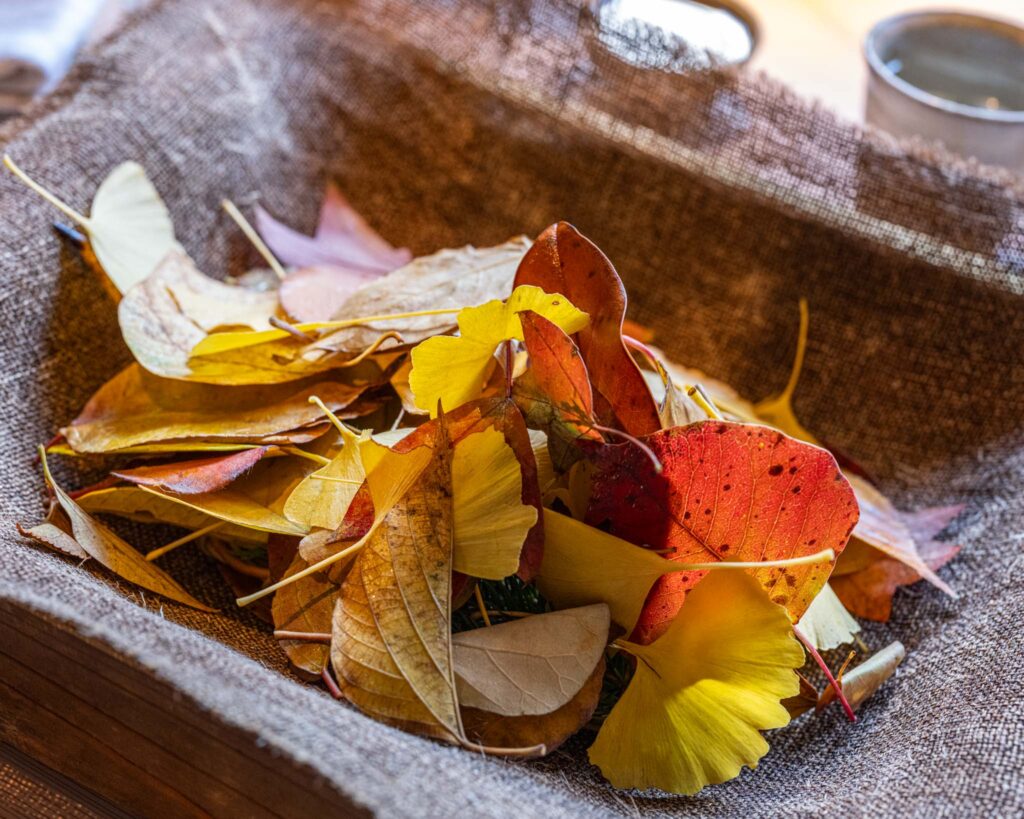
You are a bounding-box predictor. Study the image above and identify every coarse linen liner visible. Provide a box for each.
[0,0,1021,815]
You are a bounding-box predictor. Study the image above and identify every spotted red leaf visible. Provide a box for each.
[586,421,858,643]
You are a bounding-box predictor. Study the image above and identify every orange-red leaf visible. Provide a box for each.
[514,310,600,443]
[586,421,858,643]
[513,223,659,437]
[112,447,273,494]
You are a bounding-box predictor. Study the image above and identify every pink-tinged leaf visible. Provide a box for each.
[112,447,273,495]
[586,421,858,644]
[848,476,958,596]
[279,264,381,322]
[832,502,963,622]
[255,183,411,272]
[513,223,660,437]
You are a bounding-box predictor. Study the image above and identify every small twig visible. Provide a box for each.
[53,221,86,246]
[274,630,331,643]
[269,316,315,342]
[221,198,287,281]
[835,650,857,684]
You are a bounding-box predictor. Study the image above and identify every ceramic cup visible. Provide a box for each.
[864,11,1024,171]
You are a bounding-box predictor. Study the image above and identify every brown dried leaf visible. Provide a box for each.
[330,432,464,743]
[461,658,605,757]
[62,364,369,454]
[272,554,339,677]
[38,450,214,611]
[118,250,278,379]
[453,604,610,716]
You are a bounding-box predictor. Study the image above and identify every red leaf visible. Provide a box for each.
[112,447,273,494]
[513,223,660,437]
[586,421,858,643]
[514,310,600,442]
[255,183,411,272]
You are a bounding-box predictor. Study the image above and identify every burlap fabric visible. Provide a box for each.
[0,0,1022,815]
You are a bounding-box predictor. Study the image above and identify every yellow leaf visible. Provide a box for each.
[409,285,588,415]
[77,487,267,545]
[452,428,537,580]
[589,572,802,794]
[4,156,179,296]
[795,582,861,651]
[538,509,678,633]
[89,163,182,295]
[453,604,609,716]
[62,364,368,454]
[36,449,214,611]
[284,423,376,530]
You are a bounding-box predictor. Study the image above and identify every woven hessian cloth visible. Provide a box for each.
[1,0,1022,815]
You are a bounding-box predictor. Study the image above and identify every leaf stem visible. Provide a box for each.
[221,199,287,281]
[780,298,810,402]
[321,666,343,699]
[274,630,331,643]
[280,445,332,466]
[4,155,92,227]
[458,739,547,758]
[685,384,723,420]
[145,521,225,561]
[793,624,856,723]
[669,548,835,573]
[590,424,663,474]
[236,539,364,607]
[308,395,349,437]
[474,584,492,627]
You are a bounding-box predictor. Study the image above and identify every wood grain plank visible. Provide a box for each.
[0,601,369,818]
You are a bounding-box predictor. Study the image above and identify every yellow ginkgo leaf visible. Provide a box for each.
[452,428,537,579]
[284,417,380,531]
[751,298,820,445]
[4,156,179,296]
[589,571,803,794]
[538,510,835,634]
[538,509,678,633]
[409,285,588,415]
[795,582,861,651]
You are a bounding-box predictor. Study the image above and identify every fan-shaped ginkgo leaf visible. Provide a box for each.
[795,582,861,651]
[452,428,538,580]
[4,156,179,296]
[589,571,802,794]
[409,285,588,415]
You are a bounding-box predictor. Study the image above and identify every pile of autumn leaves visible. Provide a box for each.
[9,157,963,795]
